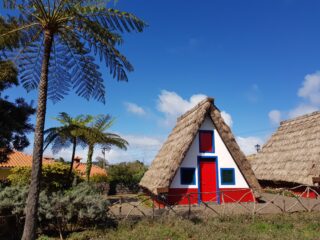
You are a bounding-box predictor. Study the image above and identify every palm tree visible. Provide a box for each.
[44,112,92,177]
[0,1,146,239]
[81,115,128,181]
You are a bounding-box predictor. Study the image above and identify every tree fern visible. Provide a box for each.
[0,2,145,237]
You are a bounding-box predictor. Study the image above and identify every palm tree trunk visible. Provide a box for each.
[86,144,94,181]
[68,137,77,178]
[22,30,53,240]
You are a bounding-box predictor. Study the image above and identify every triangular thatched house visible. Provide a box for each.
[251,111,320,192]
[140,98,260,205]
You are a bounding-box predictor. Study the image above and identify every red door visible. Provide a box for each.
[199,160,217,202]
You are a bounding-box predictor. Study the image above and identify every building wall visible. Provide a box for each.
[168,116,252,204]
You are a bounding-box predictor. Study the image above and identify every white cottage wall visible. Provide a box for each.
[170,116,249,189]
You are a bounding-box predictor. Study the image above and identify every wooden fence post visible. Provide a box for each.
[188,194,191,219]
[282,191,286,212]
[119,197,122,217]
[252,189,256,221]
[152,199,155,220]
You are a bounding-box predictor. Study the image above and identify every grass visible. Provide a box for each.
[38,212,320,240]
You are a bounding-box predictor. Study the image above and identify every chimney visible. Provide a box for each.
[74,156,82,163]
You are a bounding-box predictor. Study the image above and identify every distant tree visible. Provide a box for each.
[0,18,35,162]
[108,160,147,194]
[0,1,145,237]
[55,157,65,163]
[95,156,107,169]
[0,97,35,162]
[44,112,93,177]
[81,115,128,181]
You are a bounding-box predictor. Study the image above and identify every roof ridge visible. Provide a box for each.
[280,111,320,125]
[177,97,214,122]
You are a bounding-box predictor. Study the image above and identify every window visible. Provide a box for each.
[221,168,235,185]
[180,168,196,185]
[199,130,214,152]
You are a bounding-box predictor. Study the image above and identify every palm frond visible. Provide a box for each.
[92,114,112,130]
[58,32,106,102]
[47,37,72,103]
[1,1,146,104]
[75,6,147,33]
[70,16,133,81]
[51,134,72,154]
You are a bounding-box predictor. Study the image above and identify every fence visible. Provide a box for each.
[107,185,320,220]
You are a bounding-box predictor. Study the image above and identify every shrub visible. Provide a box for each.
[0,183,111,238]
[38,183,110,235]
[91,174,109,183]
[8,162,82,191]
[108,161,147,194]
[0,185,28,216]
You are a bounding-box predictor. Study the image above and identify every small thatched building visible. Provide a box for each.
[250,111,320,194]
[140,98,260,205]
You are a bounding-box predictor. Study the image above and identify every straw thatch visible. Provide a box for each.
[251,111,320,186]
[139,97,261,195]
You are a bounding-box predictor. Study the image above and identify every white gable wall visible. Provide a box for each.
[170,116,249,189]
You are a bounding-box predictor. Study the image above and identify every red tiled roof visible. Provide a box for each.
[0,151,107,177]
[0,151,54,168]
[74,162,107,177]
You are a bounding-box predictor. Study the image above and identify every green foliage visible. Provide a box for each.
[44,112,92,154]
[0,185,27,216]
[91,174,109,183]
[108,161,147,194]
[38,183,110,234]
[8,162,82,191]
[7,167,30,186]
[79,115,128,181]
[0,60,18,90]
[0,183,111,237]
[0,18,35,161]
[0,59,35,162]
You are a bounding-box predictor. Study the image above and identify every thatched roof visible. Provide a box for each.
[251,111,320,186]
[140,98,261,195]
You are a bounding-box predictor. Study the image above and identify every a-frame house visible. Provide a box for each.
[140,97,260,205]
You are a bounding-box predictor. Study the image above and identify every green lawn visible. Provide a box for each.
[39,212,320,240]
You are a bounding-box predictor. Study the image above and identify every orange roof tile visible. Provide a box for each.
[0,151,107,177]
[0,151,54,168]
[73,162,107,177]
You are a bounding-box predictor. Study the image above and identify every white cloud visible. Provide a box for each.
[105,135,164,164]
[44,147,93,163]
[157,90,207,127]
[288,104,318,118]
[221,111,233,128]
[124,102,146,116]
[43,134,165,165]
[236,136,264,155]
[268,110,282,125]
[124,135,163,148]
[298,72,320,105]
[268,71,320,123]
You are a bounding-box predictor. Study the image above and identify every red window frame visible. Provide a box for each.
[199,130,214,153]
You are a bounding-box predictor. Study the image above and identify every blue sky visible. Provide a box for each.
[3,0,320,163]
